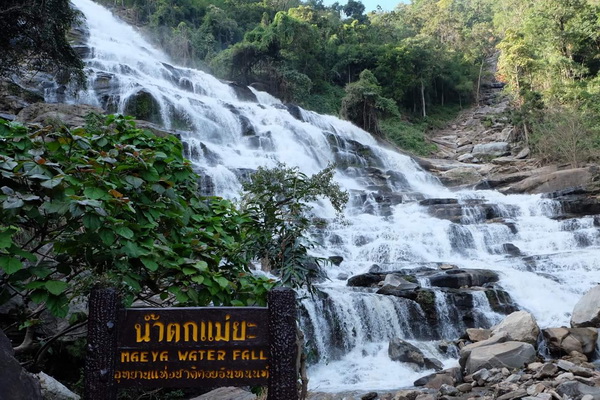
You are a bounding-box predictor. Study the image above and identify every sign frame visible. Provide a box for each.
[83,287,298,400]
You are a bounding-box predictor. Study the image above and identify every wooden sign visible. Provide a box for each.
[84,287,298,400]
[114,307,269,387]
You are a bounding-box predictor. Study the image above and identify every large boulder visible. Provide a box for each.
[459,332,509,368]
[491,311,540,345]
[472,142,510,157]
[571,285,600,328]
[464,341,536,374]
[16,103,104,127]
[388,338,443,371]
[0,329,42,400]
[36,372,80,400]
[413,367,463,389]
[427,269,499,289]
[542,327,598,357]
[507,167,598,195]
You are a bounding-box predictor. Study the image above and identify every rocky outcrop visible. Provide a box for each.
[36,372,80,400]
[388,338,443,371]
[491,311,540,345]
[542,327,598,357]
[0,328,42,400]
[506,166,599,195]
[571,285,600,328]
[16,103,104,127]
[463,341,536,374]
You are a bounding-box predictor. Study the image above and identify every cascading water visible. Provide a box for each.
[63,0,600,392]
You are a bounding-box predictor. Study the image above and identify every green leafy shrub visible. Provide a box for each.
[0,114,276,322]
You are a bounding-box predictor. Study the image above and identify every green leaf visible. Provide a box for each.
[99,229,116,246]
[0,230,13,249]
[3,197,24,209]
[29,266,53,279]
[141,257,159,271]
[125,175,145,188]
[30,290,48,304]
[0,256,22,274]
[115,226,134,239]
[45,280,69,296]
[83,214,102,231]
[215,276,230,289]
[191,275,205,284]
[168,286,189,303]
[46,295,69,318]
[121,241,147,258]
[40,176,64,188]
[84,187,107,200]
[182,267,196,276]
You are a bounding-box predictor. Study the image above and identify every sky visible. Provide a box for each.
[321,0,402,12]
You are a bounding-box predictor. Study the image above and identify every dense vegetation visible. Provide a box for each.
[0,0,85,85]
[0,115,345,392]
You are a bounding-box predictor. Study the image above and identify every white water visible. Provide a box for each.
[68,0,600,391]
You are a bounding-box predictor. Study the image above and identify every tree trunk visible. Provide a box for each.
[476,58,485,105]
[420,79,426,118]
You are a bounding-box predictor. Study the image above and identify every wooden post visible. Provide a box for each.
[267,287,298,400]
[84,288,120,400]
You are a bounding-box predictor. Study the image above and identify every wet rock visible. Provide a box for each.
[228,82,258,102]
[571,285,600,328]
[542,327,598,357]
[361,392,378,400]
[502,243,522,256]
[509,167,597,195]
[347,273,385,287]
[123,90,163,124]
[556,381,600,400]
[491,311,540,345]
[388,338,442,371]
[329,256,344,266]
[427,269,499,289]
[0,328,42,400]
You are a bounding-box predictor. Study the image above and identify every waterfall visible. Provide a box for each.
[65,0,600,391]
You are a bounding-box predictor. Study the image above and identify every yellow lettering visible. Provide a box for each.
[178,351,190,361]
[140,352,148,362]
[152,322,165,342]
[214,315,231,341]
[160,351,168,361]
[206,350,215,360]
[134,323,150,343]
[183,322,198,342]
[167,323,180,342]
[120,351,130,363]
[217,350,226,361]
[232,350,241,360]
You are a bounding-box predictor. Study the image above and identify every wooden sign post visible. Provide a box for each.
[84,287,297,400]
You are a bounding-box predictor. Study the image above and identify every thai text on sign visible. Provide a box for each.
[115,307,269,387]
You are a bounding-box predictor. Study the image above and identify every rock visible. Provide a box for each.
[36,372,80,400]
[439,167,483,186]
[472,142,510,157]
[414,367,463,389]
[515,147,530,159]
[388,338,442,371]
[16,103,104,127]
[556,381,600,400]
[460,332,509,367]
[492,311,540,345]
[427,269,499,289]
[361,393,378,400]
[377,273,420,298]
[123,90,163,124]
[0,112,16,120]
[456,383,472,392]
[0,328,42,400]
[329,256,344,266]
[502,243,522,256]
[534,363,558,379]
[337,273,349,280]
[464,341,537,374]
[439,384,459,396]
[571,285,600,328]
[509,167,597,195]
[542,327,598,357]
[466,328,491,342]
[347,273,385,287]
[188,387,256,399]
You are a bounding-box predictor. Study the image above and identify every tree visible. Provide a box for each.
[240,163,348,290]
[0,0,84,84]
[0,115,277,330]
[340,69,399,135]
